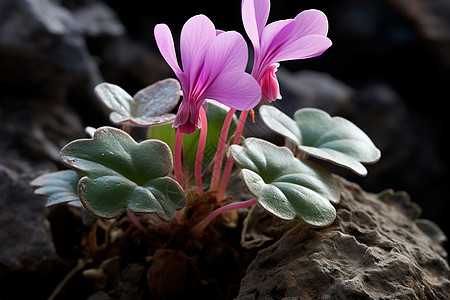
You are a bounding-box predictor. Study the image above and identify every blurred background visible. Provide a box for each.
[1,0,449,297]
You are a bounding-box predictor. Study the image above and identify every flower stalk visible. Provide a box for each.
[191,198,257,237]
[195,107,208,194]
[174,129,185,188]
[216,110,249,202]
[209,108,236,191]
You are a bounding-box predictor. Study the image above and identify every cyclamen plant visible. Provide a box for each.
[32,0,379,248]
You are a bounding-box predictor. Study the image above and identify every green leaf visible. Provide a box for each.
[146,122,177,154]
[95,79,181,127]
[147,100,237,174]
[415,219,447,245]
[260,106,381,176]
[230,138,339,227]
[60,126,186,220]
[31,170,83,208]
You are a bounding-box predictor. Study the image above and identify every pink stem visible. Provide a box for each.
[209,108,236,191]
[121,124,131,134]
[216,110,249,202]
[195,107,208,194]
[174,129,185,188]
[191,198,257,236]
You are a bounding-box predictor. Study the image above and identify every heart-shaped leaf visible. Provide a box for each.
[31,170,83,208]
[260,105,381,176]
[147,100,237,174]
[60,126,186,220]
[95,78,181,127]
[230,138,339,227]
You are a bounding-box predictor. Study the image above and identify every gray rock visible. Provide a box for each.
[277,69,355,117]
[87,291,114,300]
[0,0,103,112]
[72,1,125,38]
[0,162,57,278]
[0,0,99,75]
[0,87,84,299]
[237,176,450,300]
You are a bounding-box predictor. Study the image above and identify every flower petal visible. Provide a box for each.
[273,34,332,62]
[180,15,216,91]
[176,121,198,134]
[261,19,295,53]
[201,31,248,89]
[173,98,203,134]
[154,24,184,82]
[173,101,189,127]
[268,10,330,63]
[242,0,270,49]
[204,72,261,111]
[292,9,329,38]
[259,19,295,69]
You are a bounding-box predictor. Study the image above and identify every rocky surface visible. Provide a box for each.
[237,176,450,300]
[0,154,58,298]
[0,0,102,107]
[0,0,101,285]
[0,163,57,273]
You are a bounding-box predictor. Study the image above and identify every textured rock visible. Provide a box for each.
[0,73,85,300]
[237,176,450,300]
[0,100,65,279]
[0,161,57,279]
[0,0,105,122]
[0,0,102,85]
[71,1,125,38]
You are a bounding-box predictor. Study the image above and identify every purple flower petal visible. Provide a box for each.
[242,0,332,88]
[271,10,330,62]
[204,71,261,111]
[154,24,185,84]
[242,0,270,49]
[173,98,203,134]
[292,9,329,39]
[258,10,330,72]
[273,34,332,62]
[201,31,249,88]
[156,13,264,134]
[260,19,295,51]
[176,120,198,134]
[180,15,216,91]
[259,19,295,66]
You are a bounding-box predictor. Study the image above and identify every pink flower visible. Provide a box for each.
[154,15,261,134]
[242,0,332,102]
